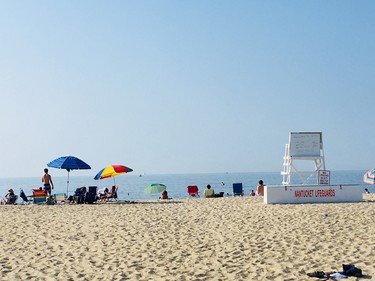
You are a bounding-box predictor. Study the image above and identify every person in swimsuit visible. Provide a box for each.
[159,190,169,199]
[42,168,54,196]
[5,188,17,204]
[256,180,265,196]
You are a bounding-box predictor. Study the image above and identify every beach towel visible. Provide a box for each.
[329,272,347,279]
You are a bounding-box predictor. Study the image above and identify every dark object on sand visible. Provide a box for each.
[307,271,327,278]
[342,264,362,277]
[86,186,97,204]
[214,192,224,197]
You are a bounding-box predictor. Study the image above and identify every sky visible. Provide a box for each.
[0,1,374,178]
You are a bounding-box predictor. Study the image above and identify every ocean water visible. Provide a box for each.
[0,170,371,201]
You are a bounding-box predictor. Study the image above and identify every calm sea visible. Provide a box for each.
[0,170,371,201]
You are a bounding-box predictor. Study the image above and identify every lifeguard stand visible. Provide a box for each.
[281,132,325,185]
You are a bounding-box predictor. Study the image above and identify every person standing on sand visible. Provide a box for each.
[256,180,265,196]
[42,168,54,196]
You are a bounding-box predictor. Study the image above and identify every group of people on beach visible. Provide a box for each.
[1,168,54,204]
[187,180,266,199]
[202,180,264,198]
[2,174,266,204]
[1,168,119,205]
[5,168,372,204]
[155,179,266,200]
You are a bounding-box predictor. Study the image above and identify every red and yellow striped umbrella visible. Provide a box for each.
[94,165,133,184]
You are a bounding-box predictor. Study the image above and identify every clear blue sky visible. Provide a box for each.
[0,1,374,178]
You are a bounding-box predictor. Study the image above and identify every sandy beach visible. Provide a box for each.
[1,195,374,280]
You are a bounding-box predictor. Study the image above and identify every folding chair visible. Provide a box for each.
[54,193,67,204]
[106,185,118,201]
[86,186,97,204]
[74,187,87,204]
[20,189,31,204]
[33,189,47,204]
[232,183,244,196]
[187,185,200,197]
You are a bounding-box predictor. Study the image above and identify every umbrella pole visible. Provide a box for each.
[67,171,70,196]
[113,177,116,186]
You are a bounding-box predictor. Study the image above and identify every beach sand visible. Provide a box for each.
[1,195,375,280]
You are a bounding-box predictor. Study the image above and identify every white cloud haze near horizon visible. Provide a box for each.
[1,1,374,178]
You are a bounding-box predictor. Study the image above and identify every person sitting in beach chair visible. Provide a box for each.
[108,185,118,200]
[74,186,87,204]
[187,185,200,197]
[203,184,215,198]
[101,185,118,201]
[98,187,109,200]
[5,189,18,204]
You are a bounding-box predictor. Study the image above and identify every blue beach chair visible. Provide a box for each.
[74,187,87,204]
[232,183,244,196]
[20,189,31,204]
[86,186,97,204]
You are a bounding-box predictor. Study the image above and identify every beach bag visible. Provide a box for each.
[46,196,54,205]
[342,264,362,277]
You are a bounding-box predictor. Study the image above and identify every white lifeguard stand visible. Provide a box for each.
[281,132,325,185]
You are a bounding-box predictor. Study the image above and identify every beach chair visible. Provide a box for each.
[106,185,118,201]
[232,183,244,196]
[86,186,97,204]
[97,185,117,202]
[187,185,200,197]
[20,189,31,204]
[74,187,87,204]
[54,193,67,204]
[33,189,47,204]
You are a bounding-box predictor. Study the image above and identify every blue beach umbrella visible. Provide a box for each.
[47,155,91,195]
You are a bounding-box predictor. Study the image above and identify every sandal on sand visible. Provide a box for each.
[307,271,328,278]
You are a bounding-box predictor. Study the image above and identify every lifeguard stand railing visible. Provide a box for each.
[281,132,325,185]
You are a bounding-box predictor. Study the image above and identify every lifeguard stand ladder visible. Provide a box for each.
[281,132,325,185]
